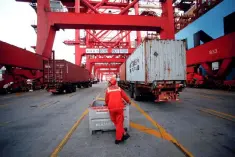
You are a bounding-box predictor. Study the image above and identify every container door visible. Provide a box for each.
[146,40,186,82]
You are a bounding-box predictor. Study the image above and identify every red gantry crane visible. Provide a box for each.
[1,0,180,93]
[15,0,176,81]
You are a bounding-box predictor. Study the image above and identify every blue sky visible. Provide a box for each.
[0,0,76,63]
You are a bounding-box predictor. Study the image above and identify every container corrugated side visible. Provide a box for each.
[43,60,90,83]
[146,40,186,82]
[119,62,126,81]
[65,61,90,82]
[125,40,186,83]
[43,60,66,83]
[126,43,145,82]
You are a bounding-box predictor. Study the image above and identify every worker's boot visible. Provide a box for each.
[115,140,122,144]
[122,133,130,141]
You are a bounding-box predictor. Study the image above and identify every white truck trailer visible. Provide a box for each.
[118,39,186,102]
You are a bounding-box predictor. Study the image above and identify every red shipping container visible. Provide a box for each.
[43,60,90,84]
[119,62,126,81]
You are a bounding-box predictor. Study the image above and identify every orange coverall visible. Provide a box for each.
[105,78,130,141]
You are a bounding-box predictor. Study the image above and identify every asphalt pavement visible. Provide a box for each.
[0,83,235,157]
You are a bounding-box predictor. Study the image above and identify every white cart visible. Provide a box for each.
[88,98,130,135]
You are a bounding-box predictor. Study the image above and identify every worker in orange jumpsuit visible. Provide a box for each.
[105,77,131,144]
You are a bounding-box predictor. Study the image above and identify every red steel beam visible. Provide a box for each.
[97,70,119,72]
[112,31,131,47]
[89,58,125,63]
[109,31,123,41]
[95,0,138,41]
[119,0,139,15]
[84,53,132,56]
[134,2,141,45]
[49,12,164,31]
[36,0,55,58]
[64,40,81,45]
[0,40,43,70]
[97,30,111,39]
[64,40,128,46]
[95,30,107,38]
[75,0,82,66]
[94,65,120,70]
[86,30,108,47]
[81,0,100,14]
[87,0,108,13]
[62,1,129,8]
[160,0,175,39]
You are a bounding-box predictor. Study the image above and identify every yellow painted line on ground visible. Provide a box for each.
[95,93,101,99]
[0,104,8,108]
[205,108,235,119]
[199,95,216,100]
[199,109,235,123]
[39,101,54,108]
[15,93,21,96]
[0,121,12,126]
[50,92,100,156]
[50,108,89,157]
[130,121,162,139]
[131,101,194,157]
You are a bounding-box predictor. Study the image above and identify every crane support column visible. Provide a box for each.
[37,0,56,58]
[160,0,175,39]
[75,0,82,66]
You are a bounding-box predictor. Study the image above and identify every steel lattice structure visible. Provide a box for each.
[14,0,221,80]
[16,0,176,80]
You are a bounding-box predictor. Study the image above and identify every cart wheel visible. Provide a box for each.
[91,130,95,135]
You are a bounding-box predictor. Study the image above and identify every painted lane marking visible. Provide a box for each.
[15,93,21,96]
[95,93,101,99]
[50,108,89,157]
[204,108,235,119]
[0,121,12,127]
[50,92,100,156]
[199,95,217,100]
[131,101,194,157]
[39,101,55,108]
[198,109,235,123]
[130,121,162,139]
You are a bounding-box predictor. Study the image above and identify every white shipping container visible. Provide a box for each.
[126,40,186,83]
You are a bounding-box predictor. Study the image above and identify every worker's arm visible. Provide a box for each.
[105,90,109,106]
[121,89,131,104]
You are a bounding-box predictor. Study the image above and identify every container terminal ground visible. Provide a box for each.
[0,82,235,157]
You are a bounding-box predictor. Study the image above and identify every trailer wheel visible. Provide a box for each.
[84,83,89,88]
[130,84,134,98]
[66,86,72,93]
[133,91,140,101]
[131,90,134,98]
[72,85,76,92]
[133,88,141,101]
